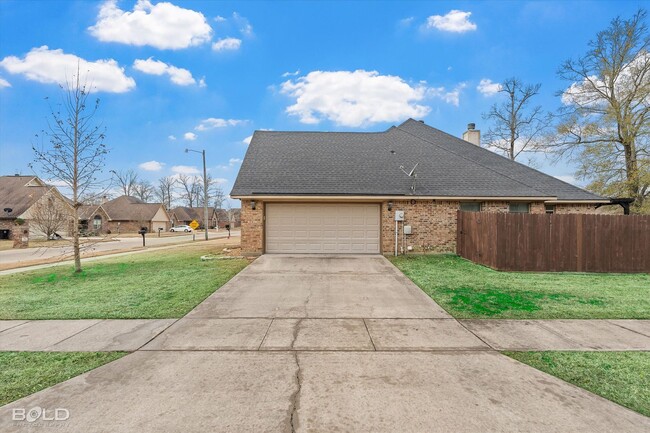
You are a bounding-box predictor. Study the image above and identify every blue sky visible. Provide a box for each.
[0,0,645,204]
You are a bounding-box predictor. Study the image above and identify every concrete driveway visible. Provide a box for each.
[1,255,648,432]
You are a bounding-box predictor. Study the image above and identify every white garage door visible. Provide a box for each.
[266,203,380,254]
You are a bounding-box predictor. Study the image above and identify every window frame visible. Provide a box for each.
[509,202,530,213]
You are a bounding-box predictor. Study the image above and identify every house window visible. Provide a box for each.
[545,204,556,214]
[93,215,102,230]
[459,202,481,212]
[509,202,530,213]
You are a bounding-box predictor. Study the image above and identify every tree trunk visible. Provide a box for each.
[623,140,641,210]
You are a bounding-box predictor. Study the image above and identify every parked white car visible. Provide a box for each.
[170,225,193,232]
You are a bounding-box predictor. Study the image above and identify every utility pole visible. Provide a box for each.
[185,148,209,241]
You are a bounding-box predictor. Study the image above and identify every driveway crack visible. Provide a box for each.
[288,351,303,433]
[290,318,303,350]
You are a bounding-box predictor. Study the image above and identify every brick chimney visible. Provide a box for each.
[462,123,480,146]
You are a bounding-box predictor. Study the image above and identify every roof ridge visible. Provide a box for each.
[400,120,601,199]
[393,125,552,198]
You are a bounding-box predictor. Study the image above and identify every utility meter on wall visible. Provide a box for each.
[394,210,404,221]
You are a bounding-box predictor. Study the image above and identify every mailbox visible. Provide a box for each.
[225,224,230,230]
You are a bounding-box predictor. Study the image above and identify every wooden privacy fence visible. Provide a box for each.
[456,211,650,273]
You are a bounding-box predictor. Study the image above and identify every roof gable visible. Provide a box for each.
[0,175,53,218]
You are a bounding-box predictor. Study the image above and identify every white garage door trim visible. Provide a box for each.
[266,203,380,254]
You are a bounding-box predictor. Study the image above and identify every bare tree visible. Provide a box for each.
[29,193,73,240]
[112,169,139,196]
[156,176,176,209]
[554,9,650,212]
[177,174,200,207]
[31,69,108,272]
[132,180,154,202]
[210,181,225,210]
[482,77,552,160]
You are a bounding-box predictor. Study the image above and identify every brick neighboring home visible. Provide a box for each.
[214,208,241,229]
[0,175,74,242]
[231,119,610,256]
[81,196,171,234]
[170,206,206,228]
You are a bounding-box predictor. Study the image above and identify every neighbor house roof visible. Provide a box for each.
[231,119,605,202]
[102,196,167,221]
[0,175,53,219]
[171,206,204,222]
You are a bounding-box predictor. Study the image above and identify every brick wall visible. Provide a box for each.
[238,199,600,256]
[381,200,459,254]
[555,204,598,214]
[0,219,30,248]
[240,199,264,255]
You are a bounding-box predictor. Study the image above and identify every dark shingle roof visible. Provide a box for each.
[102,196,166,221]
[171,206,204,223]
[0,175,51,219]
[231,119,605,201]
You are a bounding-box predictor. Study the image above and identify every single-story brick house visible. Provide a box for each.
[231,119,609,256]
[0,175,74,241]
[81,196,171,234]
[170,206,207,228]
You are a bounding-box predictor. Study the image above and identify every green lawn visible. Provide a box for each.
[391,255,650,319]
[0,352,126,406]
[505,351,650,417]
[0,245,248,319]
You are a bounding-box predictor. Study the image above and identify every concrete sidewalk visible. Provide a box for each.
[2,318,649,352]
[0,319,175,351]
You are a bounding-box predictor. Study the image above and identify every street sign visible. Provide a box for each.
[189,220,200,230]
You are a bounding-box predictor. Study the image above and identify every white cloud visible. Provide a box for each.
[214,15,226,22]
[0,77,10,88]
[212,37,242,52]
[133,57,197,86]
[89,0,212,50]
[195,118,246,131]
[184,132,197,141]
[0,46,135,93]
[426,10,477,33]
[282,70,301,77]
[428,83,466,106]
[171,165,200,175]
[216,158,243,170]
[232,12,253,36]
[139,160,164,171]
[168,135,176,140]
[213,178,228,184]
[399,17,415,27]
[280,70,433,127]
[477,78,502,96]
[242,135,253,145]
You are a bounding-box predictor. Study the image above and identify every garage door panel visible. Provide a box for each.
[266,203,380,254]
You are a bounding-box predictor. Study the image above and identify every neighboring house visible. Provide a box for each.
[171,206,205,228]
[231,119,609,256]
[214,208,241,229]
[0,175,74,240]
[78,204,111,235]
[171,206,241,229]
[82,196,171,234]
